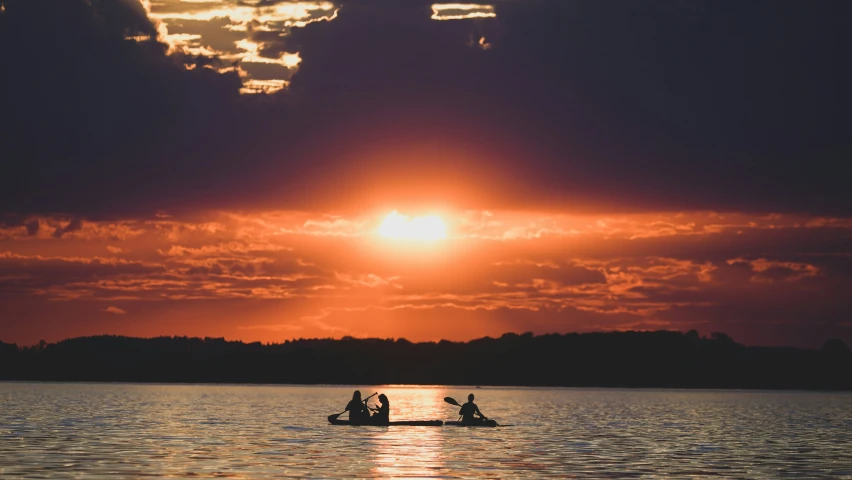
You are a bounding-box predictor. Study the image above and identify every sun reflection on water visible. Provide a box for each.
[371,426,446,477]
[368,387,449,477]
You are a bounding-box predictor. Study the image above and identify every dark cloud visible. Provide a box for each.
[0,253,165,294]
[0,214,41,236]
[0,0,244,215]
[25,220,39,236]
[1,0,851,217]
[52,218,83,238]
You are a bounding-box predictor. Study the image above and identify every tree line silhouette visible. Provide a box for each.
[1,331,850,390]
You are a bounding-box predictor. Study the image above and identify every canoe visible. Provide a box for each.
[444,420,498,427]
[328,416,443,426]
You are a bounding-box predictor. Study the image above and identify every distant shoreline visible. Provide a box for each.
[2,379,852,393]
[2,331,851,390]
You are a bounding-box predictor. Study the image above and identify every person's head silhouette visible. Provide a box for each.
[468,393,474,402]
[378,394,388,405]
[352,390,362,402]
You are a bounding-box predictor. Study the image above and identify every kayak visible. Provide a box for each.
[444,420,498,427]
[328,415,443,426]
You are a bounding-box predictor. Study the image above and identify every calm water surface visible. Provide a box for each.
[1,383,851,478]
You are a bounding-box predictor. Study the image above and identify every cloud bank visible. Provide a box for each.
[1,210,850,347]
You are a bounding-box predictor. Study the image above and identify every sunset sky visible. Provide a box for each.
[1,0,850,347]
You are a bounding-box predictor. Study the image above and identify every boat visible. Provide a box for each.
[328,415,443,426]
[444,419,498,427]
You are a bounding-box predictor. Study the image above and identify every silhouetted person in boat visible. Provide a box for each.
[345,390,370,423]
[369,394,390,425]
[459,393,487,423]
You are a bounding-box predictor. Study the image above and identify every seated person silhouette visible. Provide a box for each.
[369,394,390,425]
[345,390,370,424]
[459,393,487,423]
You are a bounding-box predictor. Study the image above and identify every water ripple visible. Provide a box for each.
[1,384,851,478]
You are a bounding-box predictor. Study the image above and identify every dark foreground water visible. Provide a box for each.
[1,383,851,478]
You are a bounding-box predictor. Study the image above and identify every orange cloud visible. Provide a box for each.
[1,209,850,347]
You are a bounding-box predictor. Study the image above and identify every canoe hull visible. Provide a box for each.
[328,416,443,426]
[444,420,498,427]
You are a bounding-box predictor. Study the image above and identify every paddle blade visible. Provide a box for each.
[444,397,461,407]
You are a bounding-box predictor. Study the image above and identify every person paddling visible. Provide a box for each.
[370,394,390,425]
[459,393,487,423]
[344,390,371,424]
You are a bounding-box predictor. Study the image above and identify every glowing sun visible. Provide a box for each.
[378,211,447,241]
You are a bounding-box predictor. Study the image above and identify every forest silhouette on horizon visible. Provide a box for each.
[1,330,850,390]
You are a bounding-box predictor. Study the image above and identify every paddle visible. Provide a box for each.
[444,397,464,421]
[329,392,379,421]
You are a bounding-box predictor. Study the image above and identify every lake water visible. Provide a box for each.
[1,383,851,478]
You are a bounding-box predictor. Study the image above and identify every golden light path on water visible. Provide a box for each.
[369,387,449,477]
